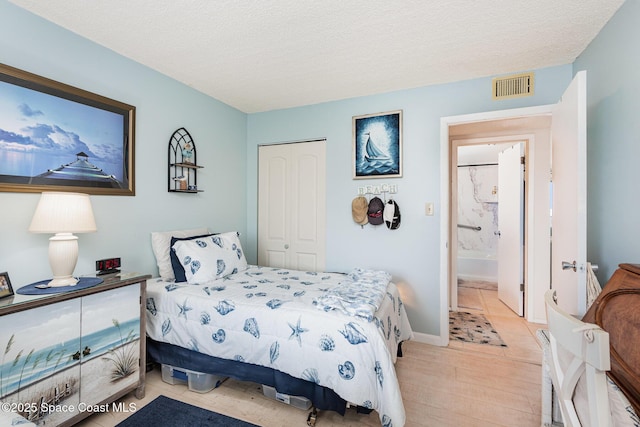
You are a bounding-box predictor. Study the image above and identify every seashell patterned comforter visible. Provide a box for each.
[146,265,413,426]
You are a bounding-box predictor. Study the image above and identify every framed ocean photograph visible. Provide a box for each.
[0,63,136,195]
[353,110,402,179]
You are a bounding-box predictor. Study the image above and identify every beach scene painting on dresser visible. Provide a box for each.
[0,285,140,425]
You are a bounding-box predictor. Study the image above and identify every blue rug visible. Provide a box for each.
[117,395,260,426]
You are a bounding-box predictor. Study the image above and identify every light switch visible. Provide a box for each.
[425,202,434,216]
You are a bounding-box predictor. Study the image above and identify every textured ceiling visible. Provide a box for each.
[10,0,625,113]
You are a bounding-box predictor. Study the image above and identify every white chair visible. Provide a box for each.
[544,289,612,427]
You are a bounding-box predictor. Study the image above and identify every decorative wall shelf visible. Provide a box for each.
[168,127,203,193]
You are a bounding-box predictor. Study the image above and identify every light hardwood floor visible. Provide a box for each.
[78,287,544,426]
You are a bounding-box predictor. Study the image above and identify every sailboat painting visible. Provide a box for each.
[353,110,402,179]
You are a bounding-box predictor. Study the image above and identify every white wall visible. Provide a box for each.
[0,1,248,287]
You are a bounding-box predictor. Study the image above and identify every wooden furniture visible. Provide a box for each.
[0,272,149,426]
[168,127,203,193]
[582,263,640,416]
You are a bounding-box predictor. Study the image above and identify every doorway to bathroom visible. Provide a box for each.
[453,137,529,317]
[440,71,588,345]
[444,112,554,332]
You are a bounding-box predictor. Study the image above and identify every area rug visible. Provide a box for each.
[449,311,507,347]
[116,395,260,427]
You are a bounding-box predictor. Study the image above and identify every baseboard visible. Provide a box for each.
[457,274,498,283]
[411,331,446,346]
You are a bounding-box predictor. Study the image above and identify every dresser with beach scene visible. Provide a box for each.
[0,273,149,426]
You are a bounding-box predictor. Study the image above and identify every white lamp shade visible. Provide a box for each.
[28,192,97,287]
[29,192,97,233]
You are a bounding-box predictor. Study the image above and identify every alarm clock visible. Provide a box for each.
[96,257,121,275]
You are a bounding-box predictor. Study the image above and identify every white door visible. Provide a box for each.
[258,143,289,268]
[497,142,525,316]
[551,71,587,316]
[258,140,326,271]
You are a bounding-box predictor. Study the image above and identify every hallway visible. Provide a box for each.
[452,280,543,365]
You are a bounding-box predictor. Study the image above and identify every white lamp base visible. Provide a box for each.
[47,233,79,287]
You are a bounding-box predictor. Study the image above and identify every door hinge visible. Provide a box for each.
[520,283,525,292]
[520,156,525,164]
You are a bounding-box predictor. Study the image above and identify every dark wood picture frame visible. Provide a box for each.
[0,272,14,299]
[0,63,136,195]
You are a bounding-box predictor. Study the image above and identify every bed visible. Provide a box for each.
[145,230,413,426]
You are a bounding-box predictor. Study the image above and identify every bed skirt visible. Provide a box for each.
[147,337,377,415]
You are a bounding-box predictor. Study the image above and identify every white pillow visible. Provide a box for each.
[172,231,248,284]
[151,227,209,280]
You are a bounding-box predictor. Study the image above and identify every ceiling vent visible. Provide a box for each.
[492,72,534,100]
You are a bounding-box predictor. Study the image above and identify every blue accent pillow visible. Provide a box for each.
[170,233,216,282]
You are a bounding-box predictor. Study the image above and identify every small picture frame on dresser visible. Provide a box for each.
[0,272,14,299]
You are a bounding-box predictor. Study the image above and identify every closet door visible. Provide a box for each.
[258,140,326,271]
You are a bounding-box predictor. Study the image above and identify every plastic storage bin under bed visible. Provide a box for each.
[161,363,227,393]
[262,384,312,410]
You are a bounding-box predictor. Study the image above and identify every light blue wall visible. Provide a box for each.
[574,0,640,283]
[0,1,247,287]
[246,66,572,335]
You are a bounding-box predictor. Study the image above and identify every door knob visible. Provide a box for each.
[284,244,289,249]
[561,260,577,272]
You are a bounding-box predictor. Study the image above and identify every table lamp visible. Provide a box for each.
[29,192,97,287]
